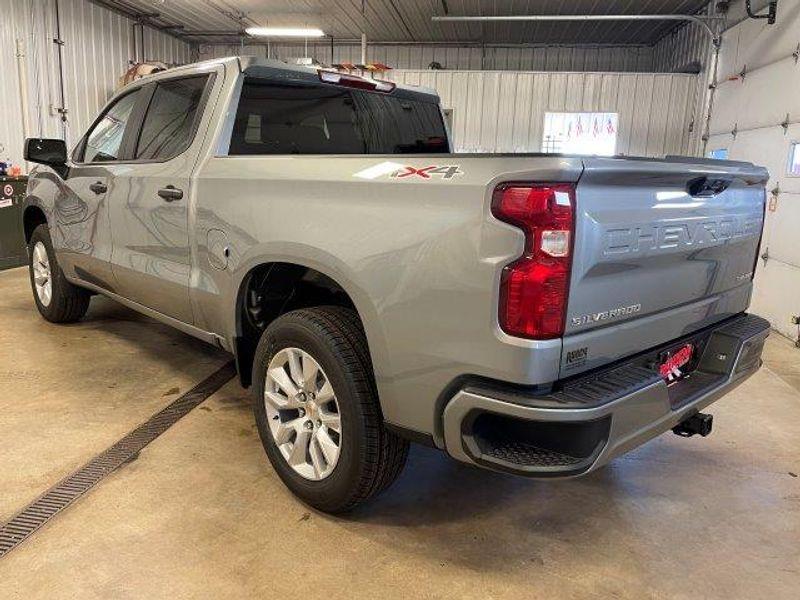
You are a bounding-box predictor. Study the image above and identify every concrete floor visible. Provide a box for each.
[0,266,798,599]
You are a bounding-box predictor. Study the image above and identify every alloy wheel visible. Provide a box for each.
[32,242,52,307]
[264,347,342,480]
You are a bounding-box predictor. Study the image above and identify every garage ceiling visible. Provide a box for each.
[99,0,712,46]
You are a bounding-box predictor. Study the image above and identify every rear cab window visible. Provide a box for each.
[229,77,448,155]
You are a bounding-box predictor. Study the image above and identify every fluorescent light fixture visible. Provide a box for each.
[245,27,325,38]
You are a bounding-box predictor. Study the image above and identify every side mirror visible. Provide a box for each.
[24,138,68,177]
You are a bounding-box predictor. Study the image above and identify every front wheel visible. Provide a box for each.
[252,306,409,513]
[28,224,90,323]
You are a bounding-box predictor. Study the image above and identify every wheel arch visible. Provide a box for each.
[22,204,48,244]
[230,256,388,390]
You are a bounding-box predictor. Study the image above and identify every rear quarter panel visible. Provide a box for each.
[193,154,583,439]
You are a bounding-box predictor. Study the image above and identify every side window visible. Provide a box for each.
[135,76,209,161]
[82,90,142,163]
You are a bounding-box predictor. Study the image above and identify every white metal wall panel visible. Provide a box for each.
[141,24,194,65]
[198,42,656,73]
[0,0,194,169]
[59,0,134,146]
[706,0,800,339]
[0,0,34,167]
[652,22,711,73]
[59,0,194,144]
[650,8,715,158]
[388,70,696,156]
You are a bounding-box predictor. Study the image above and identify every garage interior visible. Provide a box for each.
[1,1,799,598]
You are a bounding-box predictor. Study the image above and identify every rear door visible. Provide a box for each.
[561,157,768,375]
[108,73,215,324]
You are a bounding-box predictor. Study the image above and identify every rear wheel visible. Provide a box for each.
[264,346,343,481]
[28,224,90,323]
[252,306,409,513]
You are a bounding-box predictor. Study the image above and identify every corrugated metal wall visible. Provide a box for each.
[651,10,716,157]
[2,3,710,167]
[652,23,712,73]
[0,0,194,170]
[199,42,656,73]
[388,70,697,156]
[197,38,708,157]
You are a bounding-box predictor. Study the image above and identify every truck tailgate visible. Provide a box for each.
[561,157,768,377]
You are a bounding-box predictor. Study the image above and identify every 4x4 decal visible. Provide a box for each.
[391,165,463,179]
[353,161,463,180]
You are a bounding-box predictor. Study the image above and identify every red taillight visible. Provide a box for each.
[492,183,575,339]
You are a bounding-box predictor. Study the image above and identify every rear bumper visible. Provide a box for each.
[442,313,770,477]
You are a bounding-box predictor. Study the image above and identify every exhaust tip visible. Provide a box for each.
[672,412,713,437]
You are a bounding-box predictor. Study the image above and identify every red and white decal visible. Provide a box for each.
[659,344,694,383]
[390,165,463,180]
[353,161,463,181]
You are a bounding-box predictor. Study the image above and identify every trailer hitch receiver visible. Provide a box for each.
[672,413,713,437]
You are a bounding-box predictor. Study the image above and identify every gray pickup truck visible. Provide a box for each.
[22,56,770,512]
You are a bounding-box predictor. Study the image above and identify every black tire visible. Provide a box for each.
[252,306,409,513]
[28,224,90,323]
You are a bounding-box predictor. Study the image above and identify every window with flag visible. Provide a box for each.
[542,112,618,156]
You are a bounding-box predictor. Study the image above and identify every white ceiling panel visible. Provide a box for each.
[94,0,712,46]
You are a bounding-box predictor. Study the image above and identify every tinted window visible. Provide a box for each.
[82,90,141,163]
[135,76,208,160]
[229,80,448,155]
[352,91,448,153]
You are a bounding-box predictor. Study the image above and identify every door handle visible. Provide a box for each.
[158,185,183,202]
[89,181,107,195]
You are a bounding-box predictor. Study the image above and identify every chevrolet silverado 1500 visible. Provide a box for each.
[22,57,770,512]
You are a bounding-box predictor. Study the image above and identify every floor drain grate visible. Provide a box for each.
[0,361,236,558]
